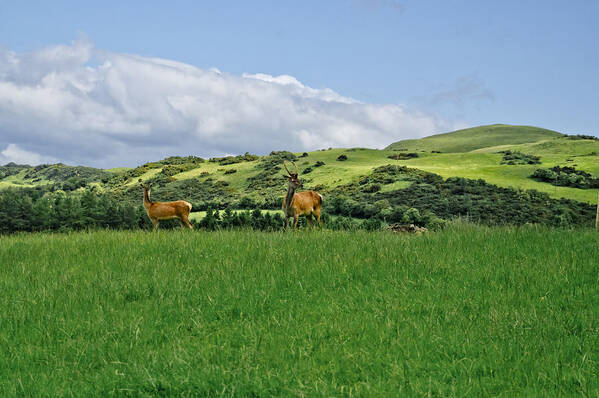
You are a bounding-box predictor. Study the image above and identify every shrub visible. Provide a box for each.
[160,164,198,177]
[209,153,259,165]
[362,218,382,231]
[499,150,541,165]
[238,196,257,209]
[388,153,419,160]
[566,134,599,141]
[531,166,599,189]
[160,156,204,165]
[336,155,348,161]
[224,169,237,175]
[327,216,360,231]
[402,208,421,224]
[362,184,381,193]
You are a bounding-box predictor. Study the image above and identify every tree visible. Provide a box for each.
[80,190,98,227]
[31,197,51,231]
[221,208,234,229]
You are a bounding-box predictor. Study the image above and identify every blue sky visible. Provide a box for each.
[0,1,597,166]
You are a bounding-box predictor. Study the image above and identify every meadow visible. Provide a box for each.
[1,226,598,396]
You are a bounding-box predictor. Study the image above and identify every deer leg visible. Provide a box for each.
[182,214,193,230]
[293,214,299,229]
[283,217,288,231]
[152,219,159,232]
[307,214,314,228]
[314,210,322,228]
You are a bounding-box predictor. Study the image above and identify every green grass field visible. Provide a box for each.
[1,227,598,396]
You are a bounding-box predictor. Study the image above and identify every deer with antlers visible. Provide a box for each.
[139,179,193,231]
[282,161,323,230]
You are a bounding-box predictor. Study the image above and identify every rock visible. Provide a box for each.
[388,223,428,234]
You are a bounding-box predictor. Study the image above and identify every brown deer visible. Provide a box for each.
[139,179,193,231]
[282,161,323,230]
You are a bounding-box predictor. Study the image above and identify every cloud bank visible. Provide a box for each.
[0,39,455,167]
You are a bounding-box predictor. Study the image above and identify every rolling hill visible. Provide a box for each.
[385,124,564,153]
[2,124,597,204]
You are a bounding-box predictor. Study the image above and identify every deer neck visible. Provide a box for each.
[284,185,295,211]
[143,188,153,209]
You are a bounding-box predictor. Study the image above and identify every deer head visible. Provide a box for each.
[283,161,302,189]
[139,179,152,190]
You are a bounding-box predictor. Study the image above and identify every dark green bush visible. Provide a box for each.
[499,150,541,165]
[209,153,259,165]
[566,134,599,141]
[531,166,599,189]
[388,153,419,160]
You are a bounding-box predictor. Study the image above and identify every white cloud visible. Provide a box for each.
[0,39,456,168]
[0,144,58,165]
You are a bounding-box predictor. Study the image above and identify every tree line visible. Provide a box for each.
[0,184,414,234]
[0,189,148,233]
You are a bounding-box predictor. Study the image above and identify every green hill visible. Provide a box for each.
[0,125,598,230]
[386,124,563,153]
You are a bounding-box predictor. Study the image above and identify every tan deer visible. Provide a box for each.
[139,179,193,231]
[282,161,323,230]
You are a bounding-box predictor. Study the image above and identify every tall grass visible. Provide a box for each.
[0,226,598,396]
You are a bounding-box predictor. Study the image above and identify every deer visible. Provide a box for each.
[282,161,323,230]
[139,179,193,231]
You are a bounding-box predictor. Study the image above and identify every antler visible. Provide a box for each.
[283,160,293,176]
[292,161,298,175]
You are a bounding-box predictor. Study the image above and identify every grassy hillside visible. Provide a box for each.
[1,125,598,209]
[1,226,598,396]
[387,138,599,203]
[386,124,563,153]
[115,143,599,205]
